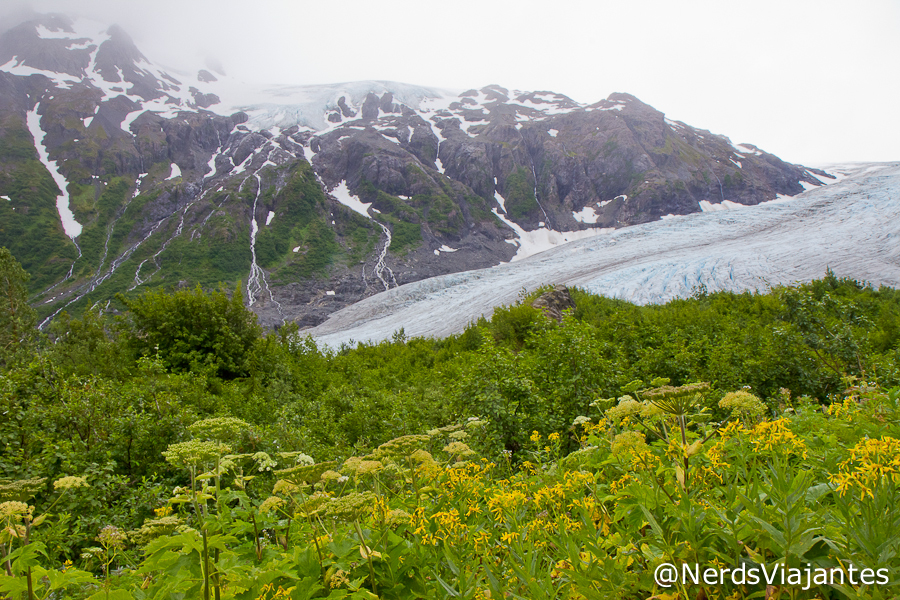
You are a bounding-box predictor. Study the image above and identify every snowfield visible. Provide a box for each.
[308,162,900,347]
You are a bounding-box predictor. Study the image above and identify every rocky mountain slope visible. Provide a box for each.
[0,14,834,327]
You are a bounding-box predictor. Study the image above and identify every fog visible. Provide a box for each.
[2,0,899,164]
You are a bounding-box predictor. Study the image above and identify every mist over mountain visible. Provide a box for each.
[0,13,841,328]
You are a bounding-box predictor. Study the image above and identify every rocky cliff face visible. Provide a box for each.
[0,14,834,328]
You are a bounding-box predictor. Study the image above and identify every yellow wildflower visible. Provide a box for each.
[500,531,519,544]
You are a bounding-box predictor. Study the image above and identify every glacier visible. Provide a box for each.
[307,162,900,348]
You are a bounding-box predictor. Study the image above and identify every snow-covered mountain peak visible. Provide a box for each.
[0,12,850,330]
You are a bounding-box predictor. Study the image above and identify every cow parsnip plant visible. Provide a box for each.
[1,380,898,599]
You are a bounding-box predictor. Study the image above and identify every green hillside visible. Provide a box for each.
[1,253,899,598]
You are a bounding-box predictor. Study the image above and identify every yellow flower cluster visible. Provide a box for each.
[487,489,527,521]
[750,419,807,457]
[718,421,746,439]
[831,436,900,499]
[827,397,860,420]
[255,583,293,599]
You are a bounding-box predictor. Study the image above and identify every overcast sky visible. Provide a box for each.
[4,0,898,164]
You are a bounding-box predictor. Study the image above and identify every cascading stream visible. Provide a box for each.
[371,222,396,291]
[243,172,285,320]
[246,173,264,305]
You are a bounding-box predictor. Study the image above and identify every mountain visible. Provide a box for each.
[0,14,835,327]
[308,162,900,348]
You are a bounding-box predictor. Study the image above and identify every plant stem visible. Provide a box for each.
[250,513,262,561]
[214,547,221,600]
[354,518,378,595]
[202,527,211,600]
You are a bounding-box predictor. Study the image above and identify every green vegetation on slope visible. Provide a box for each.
[1,253,899,598]
[0,116,78,292]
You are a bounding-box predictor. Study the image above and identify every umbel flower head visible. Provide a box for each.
[610,431,649,456]
[163,440,231,469]
[443,441,476,458]
[719,390,767,418]
[53,476,89,491]
[275,461,339,484]
[642,382,711,416]
[277,452,315,467]
[0,501,32,521]
[259,496,285,514]
[0,477,47,502]
[130,515,182,545]
[606,396,643,421]
[323,491,376,521]
[320,470,343,483]
[250,452,278,472]
[272,479,300,495]
[98,525,127,550]
[373,434,431,459]
[188,416,250,443]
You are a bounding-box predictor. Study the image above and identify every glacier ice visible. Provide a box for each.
[308,163,900,348]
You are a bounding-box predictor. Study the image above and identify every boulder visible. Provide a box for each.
[531,285,575,322]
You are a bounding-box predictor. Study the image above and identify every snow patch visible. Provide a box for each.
[121,109,145,134]
[599,194,627,208]
[330,181,372,218]
[494,191,507,213]
[26,107,82,238]
[0,56,80,89]
[731,142,761,156]
[266,210,275,226]
[492,208,613,262]
[166,163,182,180]
[547,129,558,137]
[573,206,599,224]
[699,199,747,212]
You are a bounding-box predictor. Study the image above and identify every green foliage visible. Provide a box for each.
[0,247,35,366]
[119,285,261,379]
[1,276,900,597]
[504,166,538,219]
[387,219,421,255]
[257,162,333,271]
[0,118,78,292]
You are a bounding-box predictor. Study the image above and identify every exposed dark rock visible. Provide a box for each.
[361,92,380,120]
[337,96,356,117]
[531,285,575,322]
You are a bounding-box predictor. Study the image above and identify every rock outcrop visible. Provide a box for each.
[531,285,576,323]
